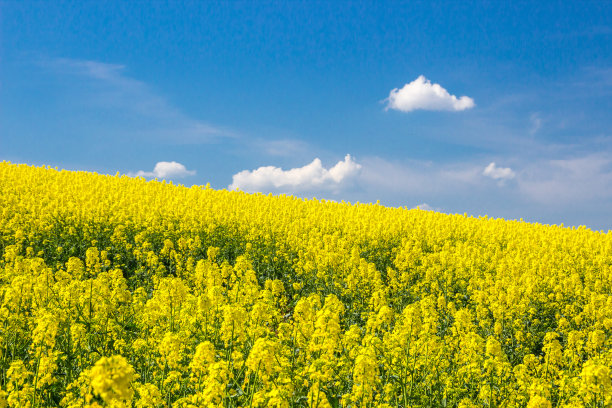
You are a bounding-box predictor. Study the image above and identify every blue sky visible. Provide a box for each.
[2,1,612,230]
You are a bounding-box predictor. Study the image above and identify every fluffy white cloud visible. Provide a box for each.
[385,75,475,112]
[131,161,196,179]
[483,162,515,180]
[229,154,361,192]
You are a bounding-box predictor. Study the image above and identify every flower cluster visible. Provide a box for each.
[0,161,611,407]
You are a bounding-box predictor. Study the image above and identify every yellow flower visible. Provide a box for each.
[307,382,332,408]
[88,355,136,405]
[190,341,216,380]
[158,332,185,370]
[526,395,552,408]
[579,358,612,404]
[246,338,281,384]
[352,346,378,404]
[135,383,162,408]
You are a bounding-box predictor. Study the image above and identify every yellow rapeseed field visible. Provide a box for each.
[1,162,611,407]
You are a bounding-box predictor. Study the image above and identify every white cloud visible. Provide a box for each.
[229,154,361,192]
[483,162,516,180]
[529,113,542,135]
[385,75,475,112]
[43,58,232,143]
[130,161,196,179]
[258,139,311,157]
[359,157,482,195]
[412,203,436,211]
[518,154,612,204]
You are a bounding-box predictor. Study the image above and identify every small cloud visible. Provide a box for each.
[412,203,436,211]
[529,113,542,135]
[483,162,515,180]
[229,154,361,193]
[260,139,310,157]
[47,58,126,81]
[385,75,475,112]
[130,161,196,179]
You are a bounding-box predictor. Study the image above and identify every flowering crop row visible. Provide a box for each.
[0,162,611,407]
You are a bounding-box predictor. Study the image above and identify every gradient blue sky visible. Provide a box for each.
[2,1,612,230]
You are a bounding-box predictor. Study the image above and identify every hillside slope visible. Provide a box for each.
[1,162,611,407]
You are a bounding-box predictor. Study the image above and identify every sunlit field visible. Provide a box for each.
[1,162,611,407]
